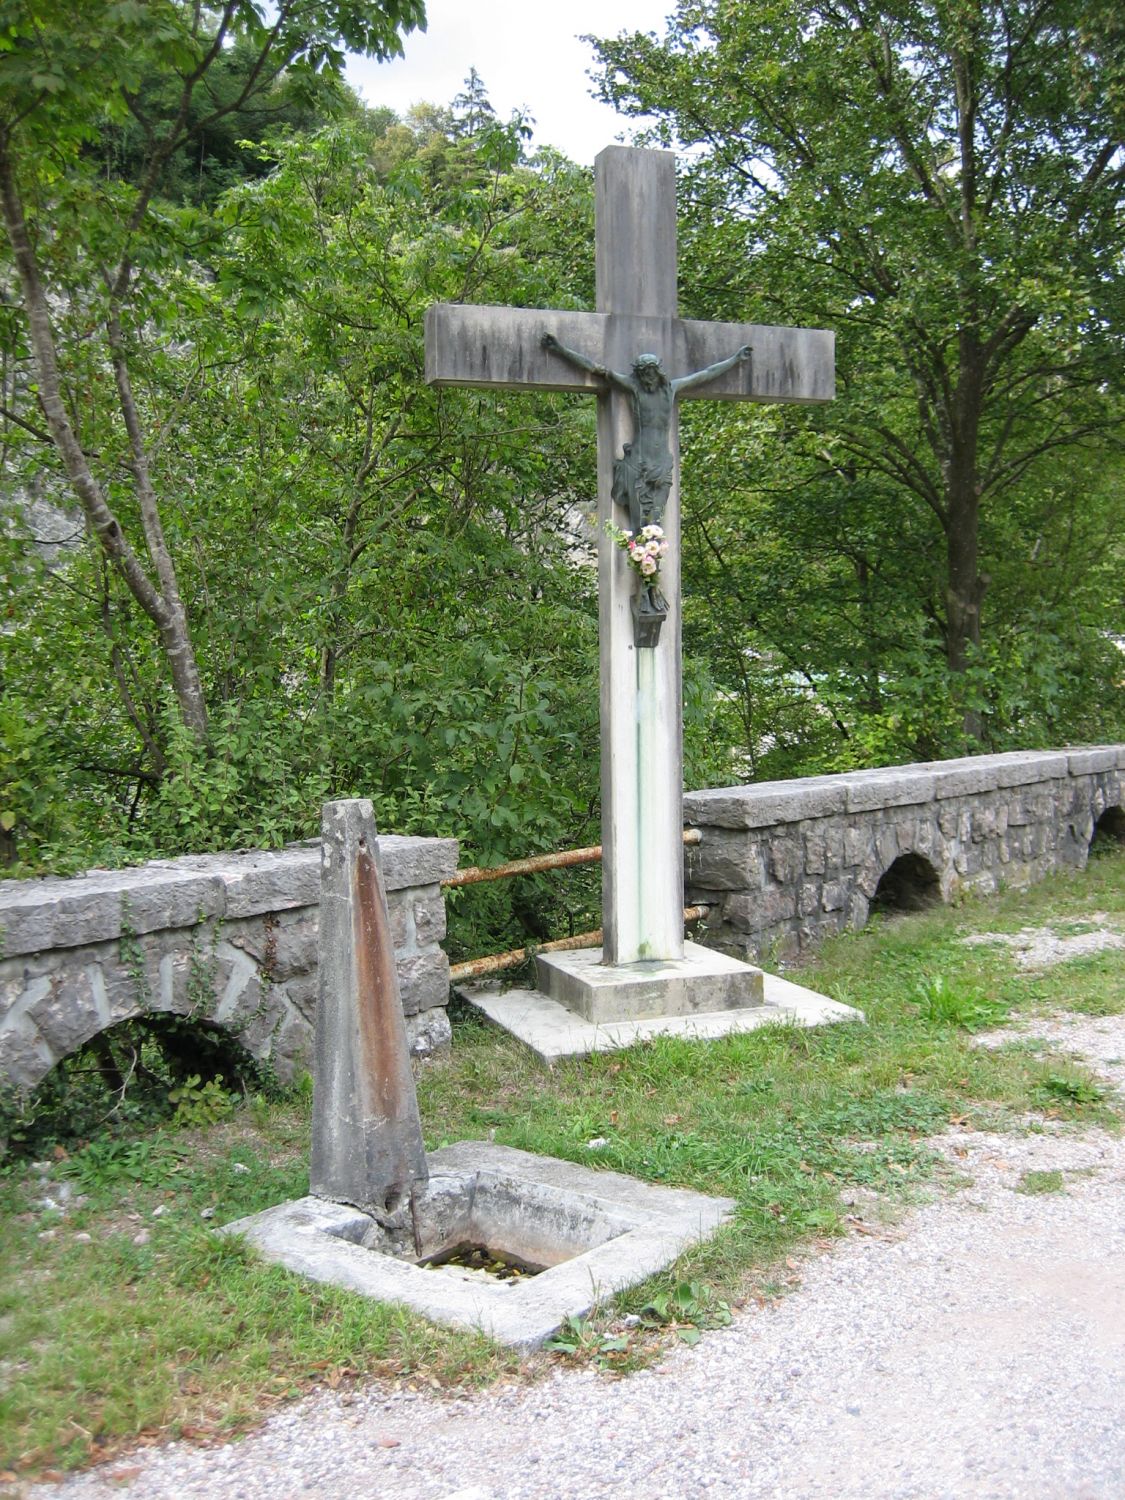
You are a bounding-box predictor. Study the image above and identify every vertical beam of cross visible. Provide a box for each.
[425,146,834,970]
[595,148,683,964]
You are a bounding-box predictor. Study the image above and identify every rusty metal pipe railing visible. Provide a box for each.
[443,828,701,890]
[448,906,710,984]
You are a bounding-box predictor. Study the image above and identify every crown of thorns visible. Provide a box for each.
[633,353,662,369]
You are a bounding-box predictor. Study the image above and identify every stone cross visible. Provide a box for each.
[426,146,833,967]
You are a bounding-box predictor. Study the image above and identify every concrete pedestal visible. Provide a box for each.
[537,940,763,1024]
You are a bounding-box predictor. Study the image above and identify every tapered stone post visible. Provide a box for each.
[309,799,428,1219]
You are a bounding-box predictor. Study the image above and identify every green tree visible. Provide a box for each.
[86,34,365,205]
[0,0,424,750]
[1,97,609,906]
[194,114,605,875]
[592,0,1125,748]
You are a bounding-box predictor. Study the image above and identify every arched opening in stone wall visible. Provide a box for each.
[7,1014,266,1159]
[1091,806,1125,851]
[871,852,943,914]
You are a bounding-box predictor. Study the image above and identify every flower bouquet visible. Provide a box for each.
[606,522,671,649]
[607,521,670,579]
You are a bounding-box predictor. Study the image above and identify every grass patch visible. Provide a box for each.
[0,1107,515,1477]
[1015,1169,1066,1195]
[2,844,1122,1475]
[1009,948,1125,1017]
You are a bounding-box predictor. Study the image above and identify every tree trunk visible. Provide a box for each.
[944,328,987,742]
[945,489,983,671]
[0,130,209,750]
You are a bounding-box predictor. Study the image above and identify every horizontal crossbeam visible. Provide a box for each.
[426,303,835,404]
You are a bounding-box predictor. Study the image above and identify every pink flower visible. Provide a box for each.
[640,556,657,576]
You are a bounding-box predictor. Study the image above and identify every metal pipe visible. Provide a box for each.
[448,906,710,983]
[449,928,603,982]
[443,828,702,889]
[444,844,603,889]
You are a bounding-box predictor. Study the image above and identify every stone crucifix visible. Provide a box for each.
[426,146,833,969]
[539,333,751,639]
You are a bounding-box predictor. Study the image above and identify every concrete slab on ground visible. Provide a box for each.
[461,969,863,1063]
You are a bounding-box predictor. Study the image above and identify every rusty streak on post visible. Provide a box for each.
[444,829,702,890]
[449,907,710,983]
[355,841,412,1127]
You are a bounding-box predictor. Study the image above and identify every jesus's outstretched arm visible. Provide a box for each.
[541,333,633,393]
[671,344,752,397]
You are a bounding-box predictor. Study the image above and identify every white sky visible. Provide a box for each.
[345,0,674,165]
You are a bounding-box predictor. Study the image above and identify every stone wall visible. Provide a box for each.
[0,835,457,1093]
[684,747,1125,964]
[4,746,1123,1092]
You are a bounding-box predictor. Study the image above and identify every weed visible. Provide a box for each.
[637,1280,732,1345]
[185,918,222,1021]
[169,1075,236,1129]
[167,1225,256,1288]
[913,974,1009,1031]
[545,1314,631,1367]
[0,1083,38,1155]
[1090,827,1125,860]
[58,1135,187,1195]
[1031,1073,1106,1110]
[2,1015,270,1161]
[117,900,153,1012]
[1004,942,1125,1016]
[810,1088,949,1138]
[1068,989,1125,1017]
[246,1070,311,1134]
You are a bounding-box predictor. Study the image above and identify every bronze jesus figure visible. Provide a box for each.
[540,335,752,533]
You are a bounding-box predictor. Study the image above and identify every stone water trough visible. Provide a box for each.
[227,1142,731,1351]
[225,801,733,1350]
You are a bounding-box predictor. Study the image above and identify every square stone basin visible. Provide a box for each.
[224,1141,734,1349]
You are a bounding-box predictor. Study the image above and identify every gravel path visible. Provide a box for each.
[961,913,1124,971]
[35,1010,1125,1500]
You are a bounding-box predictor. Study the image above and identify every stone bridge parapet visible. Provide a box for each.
[684,747,1124,964]
[4,748,1123,1094]
[0,835,457,1094]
